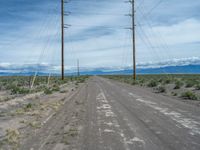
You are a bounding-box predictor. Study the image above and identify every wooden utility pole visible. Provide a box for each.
[77,59,80,77]
[131,0,136,80]
[61,0,65,80]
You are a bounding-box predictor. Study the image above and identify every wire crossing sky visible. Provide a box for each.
[0,0,200,73]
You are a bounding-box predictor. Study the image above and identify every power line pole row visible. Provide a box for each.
[61,0,71,80]
[77,59,80,77]
[61,0,65,80]
[131,0,136,81]
[125,0,136,80]
[61,0,135,80]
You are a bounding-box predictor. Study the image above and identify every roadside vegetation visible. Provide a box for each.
[0,75,88,149]
[104,74,200,101]
[0,76,89,102]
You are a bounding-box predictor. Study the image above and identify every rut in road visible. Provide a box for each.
[80,80,144,150]
[21,84,88,150]
[80,77,200,150]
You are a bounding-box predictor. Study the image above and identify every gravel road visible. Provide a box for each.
[22,76,200,150]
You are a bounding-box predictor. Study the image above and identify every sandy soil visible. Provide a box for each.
[0,82,82,150]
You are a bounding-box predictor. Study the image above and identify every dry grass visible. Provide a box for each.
[3,128,20,149]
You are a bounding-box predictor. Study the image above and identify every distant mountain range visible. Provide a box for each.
[0,65,200,76]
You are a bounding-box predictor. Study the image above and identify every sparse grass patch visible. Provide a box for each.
[44,85,61,95]
[10,86,30,95]
[15,108,26,115]
[0,76,87,97]
[68,128,78,137]
[138,79,145,86]
[48,101,64,111]
[75,82,79,86]
[181,91,198,100]
[60,89,68,93]
[103,75,200,102]
[185,80,196,88]
[29,121,41,128]
[13,103,35,116]
[62,135,70,145]
[51,84,60,92]
[44,88,52,95]
[19,119,27,124]
[75,100,84,105]
[3,97,11,102]
[25,103,32,110]
[174,80,183,89]
[163,78,172,84]
[5,128,20,148]
[156,86,166,93]
[171,92,178,96]
[131,80,139,85]
[147,80,158,87]
[195,84,200,90]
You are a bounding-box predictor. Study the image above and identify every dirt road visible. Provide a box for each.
[21,76,200,150]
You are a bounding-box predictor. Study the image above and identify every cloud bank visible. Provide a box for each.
[0,0,200,73]
[0,57,200,73]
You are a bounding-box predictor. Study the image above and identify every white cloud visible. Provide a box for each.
[0,57,200,73]
[137,57,200,68]
[148,19,200,46]
[0,0,200,73]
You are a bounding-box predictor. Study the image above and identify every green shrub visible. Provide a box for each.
[156,86,166,93]
[131,80,138,85]
[51,85,60,92]
[24,103,33,112]
[11,86,30,95]
[181,91,198,100]
[185,80,196,88]
[164,78,172,84]
[174,81,183,89]
[44,88,52,95]
[77,78,85,83]
[6,84,17,90]
[138,79,145,84]
[147,80,158,87]
[35,85,46,92]
[26,103,32,109]
[19,88,30,94]
[171,92,177,96]
[195,84,200,90]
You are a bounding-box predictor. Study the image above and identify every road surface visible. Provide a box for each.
[22,76,200,150]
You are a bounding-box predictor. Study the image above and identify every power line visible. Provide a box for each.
[69,12,127,16]
[141,0,164,19]
[138,7,172,60]
[136,0,144,10]
[66,24,130,30]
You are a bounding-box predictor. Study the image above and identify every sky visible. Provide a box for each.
[0,0,200,73]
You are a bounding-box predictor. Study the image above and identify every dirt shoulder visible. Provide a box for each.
[0,81,87,150]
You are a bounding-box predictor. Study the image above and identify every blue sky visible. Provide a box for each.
[0,0,200,73]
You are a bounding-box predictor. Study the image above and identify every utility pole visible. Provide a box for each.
[131,0,136,80]
[77,59,80,77]
[61,0,65,80]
